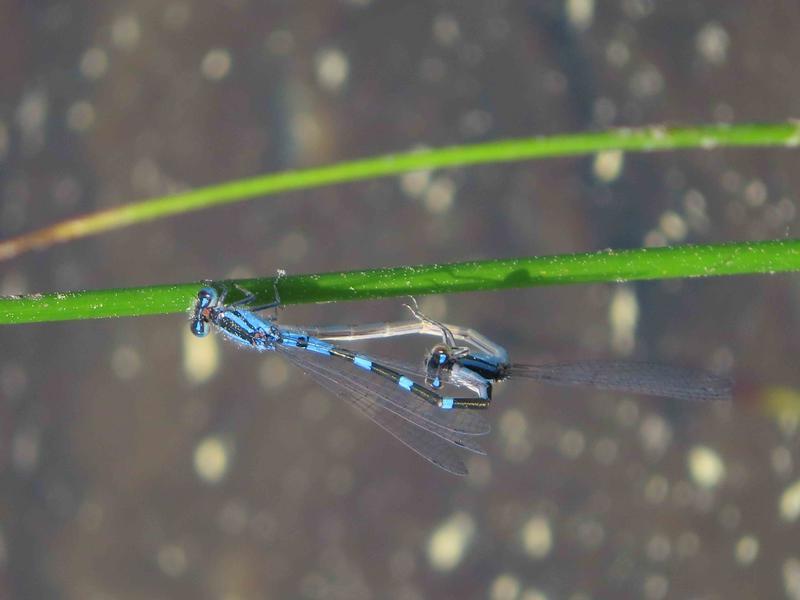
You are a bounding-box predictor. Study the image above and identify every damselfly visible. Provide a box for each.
[190,286,490,475]
[308,305,733,404]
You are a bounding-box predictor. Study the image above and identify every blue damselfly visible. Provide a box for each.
[309,305,733,404]
[190,286,489,475]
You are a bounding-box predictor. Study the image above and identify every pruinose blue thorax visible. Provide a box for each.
[190,286,280,349]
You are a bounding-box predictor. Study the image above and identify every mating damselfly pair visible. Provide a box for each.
[190,285,732,475]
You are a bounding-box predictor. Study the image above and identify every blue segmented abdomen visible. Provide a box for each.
[280,332,334,355]
[398,376,414,391]
[353,355,373,370]
[306,339,333,355]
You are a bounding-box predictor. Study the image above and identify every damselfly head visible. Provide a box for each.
[197,286,219,308]
[424,344,454,388]
[190,286,220,337]
[426,344,452,367]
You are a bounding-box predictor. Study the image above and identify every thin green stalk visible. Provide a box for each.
[2,239,799,325]
[0,122,798,261]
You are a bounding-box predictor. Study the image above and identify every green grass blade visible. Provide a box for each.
[1,122,798,261]
[2,239,800,325]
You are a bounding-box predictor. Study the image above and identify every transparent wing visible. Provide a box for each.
[275,345,488,449]
[274,345,487,475]
[509,361,732,402]
[282,346,489,436]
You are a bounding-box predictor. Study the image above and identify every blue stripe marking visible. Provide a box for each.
[307,343,332,355]
[441,397,454,410]
[398,376,414,391]
[353,355,373,370]
[304,337,333,355]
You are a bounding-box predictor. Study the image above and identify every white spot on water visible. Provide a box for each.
[771,446,793,476]
[559,429,585,459]
[593,150,624,182]
[66,101,95,132]
[658,211,688,241]
[643,229,668,248]
[744,179,768,207]
[201,48,232,81]
[683,189,708,230]
[643,574,669,600]
[194,435,232,484]
[16,88,48,155]
[433,14,460,46]
[780,479,800,522]
[592,437,618,465]
[157,543,188,577]
[111,15,141,50]
[696,22,729,65]
[80,47,109,79]
[688,446,726,489]
[640,415,672,457]
[521,588,548,600]
[606,40,630,67]
[290,112,322,152]
[566,0,594,31]
[424,176,456,214]
[12,428,40,473]
[646,534,671,562]
[400,170,432,199]
[316,48,349,93]
[735,535,759,565]
[520,516,553,559]
[183,327,219,384]
[609,285,638,355]
[784,557,800,599]
[629,65,664,97]
[427,512,475,571]
[489,573,522,600]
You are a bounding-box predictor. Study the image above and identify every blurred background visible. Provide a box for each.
[2,1,800,598]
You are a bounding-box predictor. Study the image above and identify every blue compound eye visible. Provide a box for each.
[197,286,218,308]
[190,318,210,337]
[191,287,218,337]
